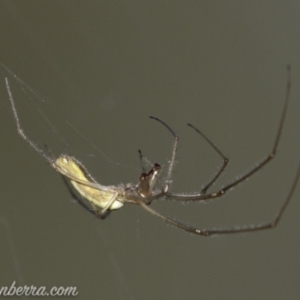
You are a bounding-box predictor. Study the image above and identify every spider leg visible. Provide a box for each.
[6,77,54,165]
[138,149,155,173]
[187,123,229,194]
[61,175,116,219]
[138,150,147,173]
[61,175,109,219]
[96,192,119,217]
[149,116,179,193]
[139,161,300,236]
[167,65,292,202]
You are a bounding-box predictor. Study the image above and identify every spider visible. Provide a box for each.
[5,66,300,236]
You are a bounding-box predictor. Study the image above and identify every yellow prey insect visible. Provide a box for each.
[5,67,300,236]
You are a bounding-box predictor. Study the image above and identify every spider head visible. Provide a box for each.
[138,163,161,198]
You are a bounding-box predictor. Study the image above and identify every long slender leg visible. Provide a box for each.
[139,161,300,236]
[62,176,100,217]
[7,77,99,192]
[62,176,113,219]
[149,116,179,193]
[7,77,117,196]
[5,78,54,164]
[166,65,292,202]
[138,150,147,173]
[97,193,119,217]
[187,123,229,193]
[138,149,154,173]
[7,75,95,189]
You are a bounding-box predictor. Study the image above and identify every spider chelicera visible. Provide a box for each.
[5,66,300,236]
